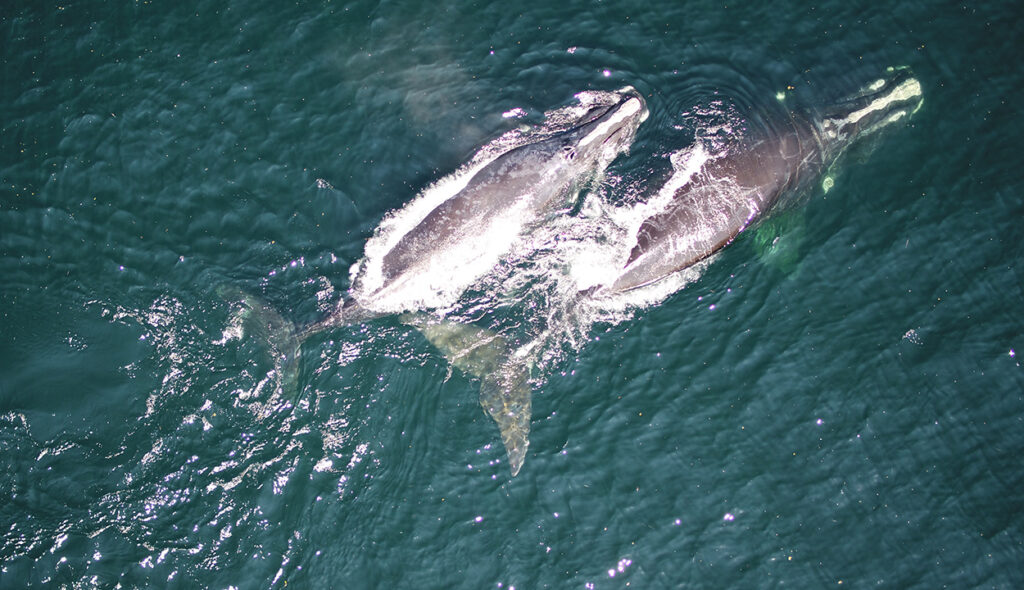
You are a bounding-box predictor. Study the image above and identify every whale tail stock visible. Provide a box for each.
[217,285,389,392]
[400,313,532,477]
[299,296,382,340]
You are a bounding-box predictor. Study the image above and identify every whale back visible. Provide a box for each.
[607,113,823,294]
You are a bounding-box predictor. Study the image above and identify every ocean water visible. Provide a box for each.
[2,1,1023,588]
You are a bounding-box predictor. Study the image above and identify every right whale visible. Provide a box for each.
[597,68,923,296]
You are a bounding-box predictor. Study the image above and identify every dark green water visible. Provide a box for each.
[3,1,1023,588]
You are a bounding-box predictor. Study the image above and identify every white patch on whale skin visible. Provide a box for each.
[559,143,715,303]
[361,197,534,313]
[351,152,501,306]
[842,76,922,125]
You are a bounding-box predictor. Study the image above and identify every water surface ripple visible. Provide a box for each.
[2,1,1023,588]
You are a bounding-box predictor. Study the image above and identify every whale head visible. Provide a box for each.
[559,86,649,166]
[819,68,923,153]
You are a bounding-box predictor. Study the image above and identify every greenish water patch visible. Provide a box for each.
[751,209,806,275]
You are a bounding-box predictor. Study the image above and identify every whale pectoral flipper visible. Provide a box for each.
[401,313,532,476]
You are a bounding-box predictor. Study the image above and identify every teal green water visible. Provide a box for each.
[3,1,1023,588]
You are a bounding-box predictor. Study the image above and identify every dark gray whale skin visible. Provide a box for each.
[599,68,923,295]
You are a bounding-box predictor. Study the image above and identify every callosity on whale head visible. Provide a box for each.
[559,86,649,162]
[817,67,923,159]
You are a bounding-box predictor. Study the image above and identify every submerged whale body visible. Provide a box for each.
[596,68,923,296]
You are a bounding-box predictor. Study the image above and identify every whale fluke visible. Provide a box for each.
[401,313,531,476]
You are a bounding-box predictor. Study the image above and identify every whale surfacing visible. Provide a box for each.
[301,70,922,478]
[340,87,649,318]
[597,68,923,296]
